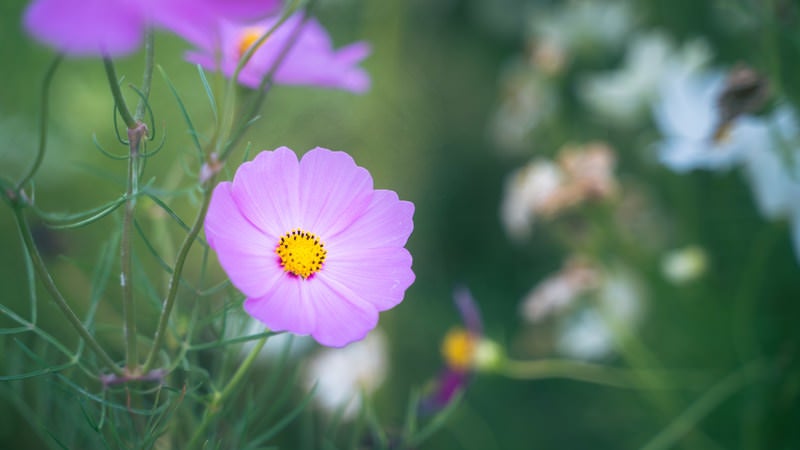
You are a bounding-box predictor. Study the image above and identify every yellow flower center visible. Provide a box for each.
[275,229,327,279]
[441,328,477,372]
[237,27,267,59]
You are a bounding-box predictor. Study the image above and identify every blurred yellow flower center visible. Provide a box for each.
[237,27,267,59]
[441,328,477,372]
[276,229,327,279]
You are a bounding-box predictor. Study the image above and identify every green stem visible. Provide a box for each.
[117,32,156,373]
[141,179,215,373]
[185,335,268,449]
[220,0,318,162]
[103,58,136,129]
[120,124,146,371]
[499,358,693,389]
[16,55,62,191]
[134,32,155,122]
[11,205,123,376]
[640,361,767,450]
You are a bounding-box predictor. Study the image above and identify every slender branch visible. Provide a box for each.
[121,123,147,371]
[103,58,136,129]
[134,32,155,122]
[641,361,767,450]
[16,55,62,191]
[499,358,699,389]
[141,179,215,373]
[185,335,268,450]
[220,0,319,161]
[11,205,123,376]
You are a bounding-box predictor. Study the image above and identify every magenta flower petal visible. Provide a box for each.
[321,247,414,311]
[230,147,300,237]
[205,147,414,347]
[204,183,283,299]
[306,280,379,346]
[23,0,280,57]
[328,190,415,250]
[244,278,317,336]
[147,0,281,51]
[298,148,373,236]
[184,12,371,93]
[24,0,144,56]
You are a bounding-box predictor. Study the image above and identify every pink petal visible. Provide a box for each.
[298,148,374,237]
[320,247,414,311]
[244,277,317,335]
[205,182,283,298]
[150,0,281,52]
[23,0,144,57]
[327,190,414,251]
[230,147,301,237]
[307,280,379,347]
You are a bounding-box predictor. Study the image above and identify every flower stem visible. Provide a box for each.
[11,204,123,376]
[134,32,155,122]
[185,335,268,449]
[103,58,136,129]
[640,360,767,450]
[16,55,62,191]
[141,180,215,373]
[498,358,696,389]
[220,0,319,162]
[121,123,147,371]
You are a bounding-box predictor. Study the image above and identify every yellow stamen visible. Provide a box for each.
[441,328,477,372]
[275,229,327,279]
[238,27,267,59]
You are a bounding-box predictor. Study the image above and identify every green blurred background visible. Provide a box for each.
[2,0,800,448]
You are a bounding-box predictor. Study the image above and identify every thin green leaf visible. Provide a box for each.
[407,391,464,447]
[245,385,318,449]
[157,64,203,159]
[197,65,218,123]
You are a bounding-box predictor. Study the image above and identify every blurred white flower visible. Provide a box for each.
[580,32,710,125]
[653,67,770,173]
[500,159,564,240]
[530,0,634,58]
[520,257,600,322]
[741,107,800,218]
[304,329,389,420]
[556,309,614,360]
[490,70,558,154]
[500,142,619,240]
[740,106,800,263]
[661,245,708,284]
[556,267,645,360]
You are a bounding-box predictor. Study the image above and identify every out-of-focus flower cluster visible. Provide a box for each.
[518,257,645,360]
[501,141,618,240]
[489,0,800,366]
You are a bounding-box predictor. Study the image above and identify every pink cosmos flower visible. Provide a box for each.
[184,12,371,93]
[204,147,414,347]
[23,0,280,57]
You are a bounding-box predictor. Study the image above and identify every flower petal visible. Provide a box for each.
[244,277,317,336]
[307,280,379,347]
[327,190,414,251]
[231,147,300,237]
[206,183,284,298]
[298,148,374,236]
[24,0,144,57]
[320,247,414,312]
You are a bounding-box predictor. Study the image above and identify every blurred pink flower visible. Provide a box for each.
[204,147,414,347]
[520,256,600,322]
[23,0,280,57]
[184,12,371,92]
